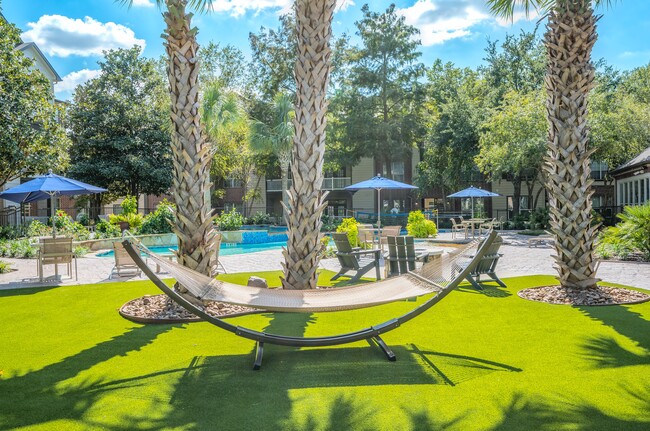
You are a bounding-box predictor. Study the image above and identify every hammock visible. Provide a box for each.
[123,230,497,369]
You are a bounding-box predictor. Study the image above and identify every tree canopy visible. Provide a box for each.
[68,46,172,201]
[0,15,70,190]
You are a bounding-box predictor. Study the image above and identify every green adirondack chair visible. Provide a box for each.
[331,232,381,283]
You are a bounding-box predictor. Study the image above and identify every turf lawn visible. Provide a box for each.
[0,272,649,431]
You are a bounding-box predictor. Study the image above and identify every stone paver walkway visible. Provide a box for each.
[1,231,648,290]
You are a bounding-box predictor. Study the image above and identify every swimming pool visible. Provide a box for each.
[97,241,288,258]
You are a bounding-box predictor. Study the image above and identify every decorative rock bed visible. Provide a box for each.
[120,294,260,323]
[518,285,650,306]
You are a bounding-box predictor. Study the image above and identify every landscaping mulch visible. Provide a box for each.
[120,294,259,323]
[518,284,650,306]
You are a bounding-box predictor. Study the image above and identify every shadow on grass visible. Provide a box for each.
[0,324,175,430]
[491,384,650,431]
[457,283,511,298]
[577,303,650,369]
[0,285,60,297]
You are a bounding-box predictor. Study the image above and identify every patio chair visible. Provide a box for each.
[385,235,432,276]
[357,227,377,249]
[111,241,142,278]
[480,218,497,234]
[379,225,402,251]
[454,233,506,290]
[450,218,467,239]
[331,232,381,283]
[38,237,77,282]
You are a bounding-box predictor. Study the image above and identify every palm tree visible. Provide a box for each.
[282,0,336,290]
[120,0,216,276]
[250,92,295,221]
[487,0,609,289]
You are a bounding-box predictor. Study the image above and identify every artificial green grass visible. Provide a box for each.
[0,274,649,430]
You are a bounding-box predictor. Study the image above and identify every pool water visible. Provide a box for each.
[97,241,287,258]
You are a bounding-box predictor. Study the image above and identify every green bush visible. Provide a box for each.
[77,213,90,226]
[27,217,91,241]
[511,213,529,230]
[139,200,176,235]
[406,211,437,238]
[121,196,138,215]
[0,239,38,258]
[95,220,122,239]
[528,208,549,230]
[321,214,340,232]
[614,203,650,260]
[246,212,271,225]
[0,260,11,273]
[0,225,28,240]
[596,225,634,260]
[216,208,244,231]
[336,217,360,246]
[73,246,89,258]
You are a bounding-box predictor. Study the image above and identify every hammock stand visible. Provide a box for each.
[123,230,497,369]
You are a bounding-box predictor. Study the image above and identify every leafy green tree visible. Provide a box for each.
[327,4,425,173]
[476,90,547,214]
[199,42,249,91]
[481,29,546,105]
[250,92,295,220]
[0,15,70,189]
[68,47,172,210]
[416,61,486,201]
[201,82,262,215]
[249,14,297,100]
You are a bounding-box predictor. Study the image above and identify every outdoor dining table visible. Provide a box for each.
[462,218,488,238]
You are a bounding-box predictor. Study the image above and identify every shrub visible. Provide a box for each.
[336,217,360,246]
[27,218,90,241]
[139,200,176,235]
[0,260,11,273]
[73,246,89,258]
[95,220,122,239]
[108,213,144,231]
[77,212,90,226]
[121,196,138,215]
[321,214,340,232]
[614,203,650,260]
[0,225,28,240]
[0,239,37,258]
[216,208,244,231]
[528,208,549,230]
[246,212,271,225]
[596,225,634,261]
[406,211,437,238]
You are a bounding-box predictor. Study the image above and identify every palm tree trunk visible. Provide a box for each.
[282,0,335,290]
[163,0,216,277]
[544,0,599,289]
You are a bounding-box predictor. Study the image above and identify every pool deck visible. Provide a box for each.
[0,231,648,291]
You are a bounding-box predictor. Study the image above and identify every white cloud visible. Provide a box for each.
[22,15,146,58]
[55,69,101,99]
[208,0,292,17]
[132,0,155,7]
[397,0,538,46]
[207,0,353,17]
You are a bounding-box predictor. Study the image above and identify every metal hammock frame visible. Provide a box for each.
[122,230,497,369]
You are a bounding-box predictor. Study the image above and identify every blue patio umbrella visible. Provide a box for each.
[345,174,418,230]
[0,170,107,236]
[447,186,500,218]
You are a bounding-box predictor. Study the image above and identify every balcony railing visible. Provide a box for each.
[266,177,351,192]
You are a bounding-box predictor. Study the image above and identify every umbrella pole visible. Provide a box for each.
[471,197,474,219]
[377,188,382,235]
[50,192,57,239]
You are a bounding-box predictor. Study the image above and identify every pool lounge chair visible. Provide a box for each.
[122,230,498,369]
[111,241,141,278]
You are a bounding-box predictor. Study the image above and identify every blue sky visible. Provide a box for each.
[3,0,650,100]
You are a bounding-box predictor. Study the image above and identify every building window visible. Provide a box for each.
[325,168,346,178]
[590,161,608,180]
[225,178,243,188]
